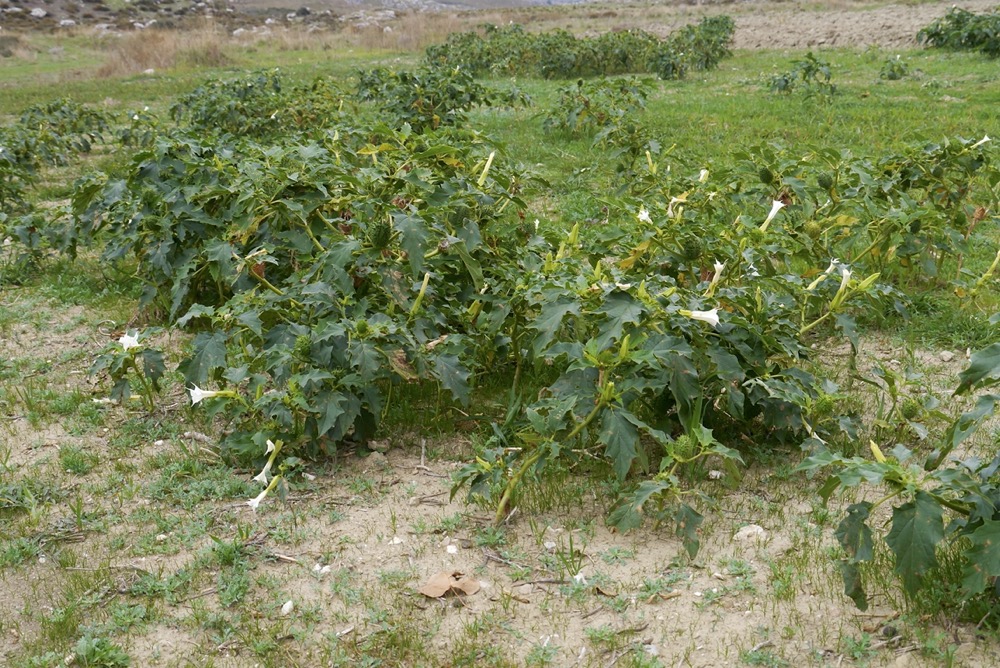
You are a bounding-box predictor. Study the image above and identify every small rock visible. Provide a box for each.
[707,469,723,480]
[516,583,533,596]
[369,439,390,453]
[30,8,47,18]
[280,600,294,616]
[733,524,767,542]
[366,451,387,467]
[939,350,955,362]
[143,68,155,75]
[543,541,556,552]
[232,28,245,36]
[59,19,76,27]
[446,544,458,554]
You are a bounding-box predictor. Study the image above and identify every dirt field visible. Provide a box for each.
[4,0,999,51]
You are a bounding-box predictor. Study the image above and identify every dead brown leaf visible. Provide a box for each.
[418,570,481,598]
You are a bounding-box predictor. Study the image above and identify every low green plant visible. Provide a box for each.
[801,343,1000,610]
[72,634,131,668]
[879,55,910,80]
[769,52,836,99]
[89,328,165,412]
[542,77,650,137]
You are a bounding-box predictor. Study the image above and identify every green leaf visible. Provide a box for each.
[394,212,427,276]
[140,349,165,389]
[666,353,700,424]
[835,312,859,350]
[817,475,841,504]
[316,392,348,438]
[432,354,471,406]
[706,344,745,383]
[598,406,640,481]
[237,311,263,338]
[595,292,644,349]
[839,561,868,611]
[955,343,1000,395]
[606,479,670,532]
[834,502,873,563]
[529,298,580,354]
[884,491,944,596]
[943,394,999,452]
[177,303,215,328]
[449,238,485,293]
[674,503,703,559]
[960,520,1000,597]
[178,331,229,385]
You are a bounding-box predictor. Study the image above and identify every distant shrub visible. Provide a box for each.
[424,16,735,80]
[917,7,1000,58]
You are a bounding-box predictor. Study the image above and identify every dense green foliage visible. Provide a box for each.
[424,16,734,79]
[918,6,1000,58]
[356,65,527,131]
[3,33,1000,618]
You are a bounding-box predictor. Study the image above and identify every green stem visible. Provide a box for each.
[851,232,887,266]
[799,310,834,337]
[128,358,155,413]
[301,219,326,253]
[869,488,903,512]
[493,399,606,525]
[249,271,303,308]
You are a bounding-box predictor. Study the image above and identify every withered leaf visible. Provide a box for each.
[418,570,481,598]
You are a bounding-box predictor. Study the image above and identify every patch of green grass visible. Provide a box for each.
[59,446,98,476]
[145,457,256,510]
[741,647,790,668]
[0,537,41,568]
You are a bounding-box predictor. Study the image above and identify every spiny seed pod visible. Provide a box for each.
[909,220,922,234]
[758,166,775,185]
[293,335,311,358]
[672,434,694,459]
[367,220,392,250]
[900,398,921,420]
[817,173,834,190]
[812,394,836,417]
[803,221,823,239]
[681,237,703,262]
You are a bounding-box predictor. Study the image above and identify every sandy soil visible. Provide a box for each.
[2,293,999,667]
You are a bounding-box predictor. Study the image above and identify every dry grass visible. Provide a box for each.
[346,12,469,52]
[97,23,231,77]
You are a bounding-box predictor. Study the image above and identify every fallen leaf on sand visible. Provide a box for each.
[418,570,481,598]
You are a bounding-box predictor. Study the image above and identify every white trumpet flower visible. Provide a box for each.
[680,308,720,328]
[705,261,725,297]
[760,200,785,231]
[637,207,652,224]
[189,385,237,405]
[972,134,991,149]
[253,440,280,485]
[698,169,710,183]
[247,488,268,511]
[119,331,140,352]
